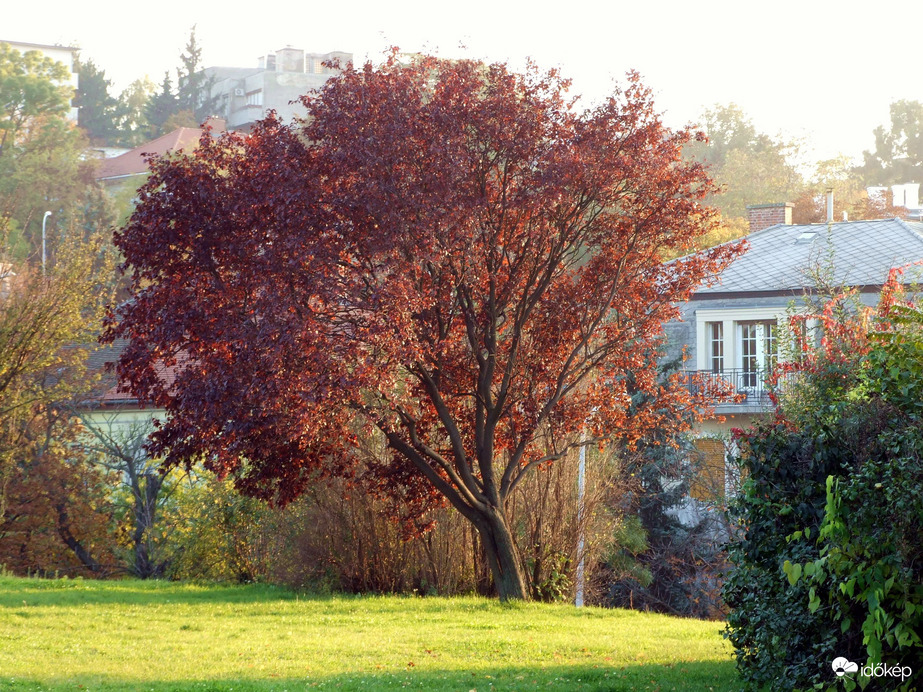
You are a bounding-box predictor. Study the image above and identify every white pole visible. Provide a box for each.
[575,441,586,607]
[41,211,52,276]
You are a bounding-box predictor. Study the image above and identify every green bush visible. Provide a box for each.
[724,419,849,690]
[725,298,923,691]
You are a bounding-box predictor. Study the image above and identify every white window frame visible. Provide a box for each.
[693,306,794,373]
[736,320,777,388]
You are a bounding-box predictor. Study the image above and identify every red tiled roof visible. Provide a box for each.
[87,340,185,409]
[99,360,181,406]
[95,127,207,181]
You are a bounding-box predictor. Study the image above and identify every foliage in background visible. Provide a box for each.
[143,26,216,138]
[162,447,617,605]
[175,25,218,124]
[791,156,908,224]
[0,412,115,577]
[724,275,923,691]
[860,99,923,187]
[0,235,118,576]
[75,57,122,145]
[144,72,180,138]
[685,103,804,221]
[0,43,118,263]
[166,473,276,583]
[602,358,731,619]
[73,414,186,579]
[115,77,157,147]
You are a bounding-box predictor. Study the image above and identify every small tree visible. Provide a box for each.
[115,77,157,147]
[144,72,179,138]
[107,54,742,600]
[176,25,217,124]
[0,234,117,571]
[75,57,122,145]
[72,413,181,579]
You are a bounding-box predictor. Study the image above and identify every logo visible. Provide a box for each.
[831,657,913,682]
[831,657,858,677]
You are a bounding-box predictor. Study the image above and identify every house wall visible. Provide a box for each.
[204,50,352,131]
[79,406,162,436]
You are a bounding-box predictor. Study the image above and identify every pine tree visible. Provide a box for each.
[75,57,122,145]
[144,72,179,138]
[176,25,217,124]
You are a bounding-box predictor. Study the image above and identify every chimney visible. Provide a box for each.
[276,47,305,73]
[826,188,834,223]
[746,202,793,233]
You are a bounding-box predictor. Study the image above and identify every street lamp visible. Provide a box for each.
[575,441,586,607]
[42,211,52,276]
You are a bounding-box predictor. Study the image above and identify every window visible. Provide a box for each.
[246,90,263,107]
[737,320,777,387]
[707,322,724,373]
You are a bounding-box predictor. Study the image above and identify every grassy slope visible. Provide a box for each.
[0,576,735,691]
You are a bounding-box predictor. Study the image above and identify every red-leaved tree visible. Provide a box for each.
[105,54,743,600]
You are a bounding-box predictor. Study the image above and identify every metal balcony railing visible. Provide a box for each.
[685,368,800,407]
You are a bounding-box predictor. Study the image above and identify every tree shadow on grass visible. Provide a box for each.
[2,661,737,692]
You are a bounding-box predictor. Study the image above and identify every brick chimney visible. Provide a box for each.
[746,202,793,233]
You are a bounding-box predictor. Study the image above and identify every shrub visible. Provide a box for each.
[724,285,923,691]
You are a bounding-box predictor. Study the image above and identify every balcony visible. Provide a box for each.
[685,368,800,412]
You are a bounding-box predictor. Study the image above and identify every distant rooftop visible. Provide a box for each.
[0,39,79,52]
[95,120,225,181]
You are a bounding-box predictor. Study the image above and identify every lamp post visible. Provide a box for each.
[42,211,52,276]
[575,441,586,607]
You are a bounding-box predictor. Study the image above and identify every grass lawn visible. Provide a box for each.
[0,575,735,691]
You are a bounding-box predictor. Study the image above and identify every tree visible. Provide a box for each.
[74,57,121,145]
[0,408,116,577]
[685,103,804,221]
[860,100,923,186]
[106,55,743,600]
[792,156,907,224]
[725,278,923,690]
[0,234,117,568]
[0,42,72,159]
[0,44,115,261]
[115,77,156,147]
[176,25,217,124]
[72,414,180,578]
[144,72,179,138]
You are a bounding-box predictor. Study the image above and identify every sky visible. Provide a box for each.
[6,0,920,169]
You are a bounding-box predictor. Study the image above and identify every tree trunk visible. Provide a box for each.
[55,502,104,575]
[131,472,163,579]
[474,506,528,601]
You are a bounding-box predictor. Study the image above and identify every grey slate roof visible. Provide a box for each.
[695,218,923,295]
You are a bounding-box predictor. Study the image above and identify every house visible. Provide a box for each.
[667,202,923,500]
[95,119,226,186]
[1,39,79,122]
[76,339,175,456]
[93,120,226,221]
[200,47,352,132]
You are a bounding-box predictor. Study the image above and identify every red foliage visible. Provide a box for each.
[105,54,743,598]
[0,412,115,576]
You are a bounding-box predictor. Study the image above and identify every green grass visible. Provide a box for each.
[0,575,735,691]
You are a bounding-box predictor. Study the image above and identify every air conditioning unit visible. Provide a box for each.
[233,88,245,97]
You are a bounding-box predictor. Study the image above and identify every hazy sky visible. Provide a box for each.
[7,0,920,168]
